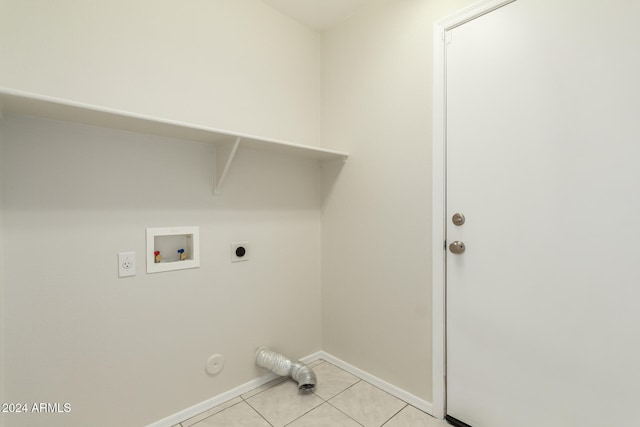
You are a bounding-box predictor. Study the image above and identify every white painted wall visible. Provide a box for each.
[0,115,322,427]
[0,1,323,426]
[0,0,321,146]
[321,0,476,404]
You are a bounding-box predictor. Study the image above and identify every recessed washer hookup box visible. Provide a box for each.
[146,226,200,273]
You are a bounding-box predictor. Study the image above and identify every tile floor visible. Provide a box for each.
[172,360,447,427]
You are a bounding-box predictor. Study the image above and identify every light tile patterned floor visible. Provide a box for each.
[174,360,447,427]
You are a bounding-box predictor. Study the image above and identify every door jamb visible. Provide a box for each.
[431,0,517,420]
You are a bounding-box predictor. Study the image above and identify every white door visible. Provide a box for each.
[445,1,640,426]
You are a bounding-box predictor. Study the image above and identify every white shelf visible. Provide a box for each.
[0,88,348,194]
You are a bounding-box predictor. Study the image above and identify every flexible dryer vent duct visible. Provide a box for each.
[255,347,317,392]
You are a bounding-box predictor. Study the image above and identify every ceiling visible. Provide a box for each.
[261,0,375,30]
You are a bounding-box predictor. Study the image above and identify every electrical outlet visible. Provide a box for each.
[118,252,136,278]
[231,242,249,262]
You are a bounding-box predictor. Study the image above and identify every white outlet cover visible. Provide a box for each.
[205,354,225,375]
[118,252,136,278]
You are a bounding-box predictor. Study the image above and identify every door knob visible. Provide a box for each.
[449,241,466,254]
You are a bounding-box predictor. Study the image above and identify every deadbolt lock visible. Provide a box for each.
[449,241,466,254]
[452,213,465,226]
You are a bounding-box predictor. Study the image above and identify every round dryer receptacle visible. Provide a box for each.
[205,354,225,375]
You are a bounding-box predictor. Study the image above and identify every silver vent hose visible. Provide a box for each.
[255,347,317,392]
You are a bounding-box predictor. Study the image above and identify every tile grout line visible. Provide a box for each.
[243,399,276,427]
[378,403,409,427]
[322,379,368,427]
[326,378,363,402]
[280,400,326,427]
[322,399,367,427]
[324,379,416,427]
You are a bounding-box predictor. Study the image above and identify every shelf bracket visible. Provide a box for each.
[213,136,241,195]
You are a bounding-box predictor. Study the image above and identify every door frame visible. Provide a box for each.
[431,0,517,419]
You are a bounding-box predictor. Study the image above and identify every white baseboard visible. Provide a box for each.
[316,351,433,415]
[147,350,432,426]
[145,371,281,427]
